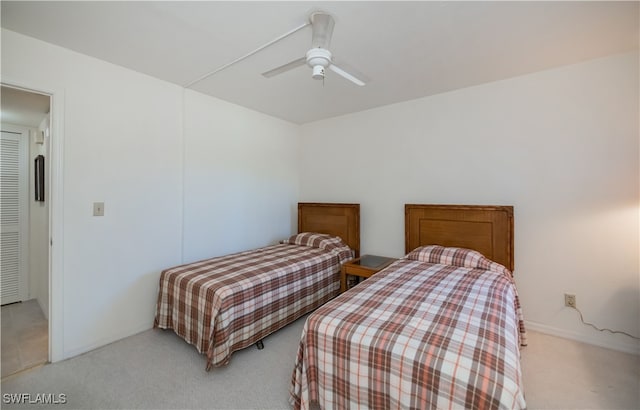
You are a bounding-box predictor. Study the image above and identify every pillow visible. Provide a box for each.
[280,232,354,262]
[405,245,512,277]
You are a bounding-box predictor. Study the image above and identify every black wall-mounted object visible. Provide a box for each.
[35,155,45,202]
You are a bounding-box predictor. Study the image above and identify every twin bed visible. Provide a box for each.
[154,203,360,369]
[154,203,526,409]
[290,204,526,409]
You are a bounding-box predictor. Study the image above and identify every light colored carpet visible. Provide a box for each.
[520,330,639,409]
[1,314,638,409]
[1,315,308,409]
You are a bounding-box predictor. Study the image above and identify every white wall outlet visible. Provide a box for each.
[564,293,576,308]
[93,202,105,216]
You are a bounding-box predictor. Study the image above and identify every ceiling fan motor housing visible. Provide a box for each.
[306,48,332,80]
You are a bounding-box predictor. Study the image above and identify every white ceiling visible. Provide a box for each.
[2,1,638,124]
[1,86,50,128]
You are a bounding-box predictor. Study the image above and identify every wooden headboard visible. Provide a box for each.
[298,202,360,257]
[405,204,514,271]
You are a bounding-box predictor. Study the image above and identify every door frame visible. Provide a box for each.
[2,79,65,363]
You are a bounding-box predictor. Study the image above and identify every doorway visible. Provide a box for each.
[1,85,51,377]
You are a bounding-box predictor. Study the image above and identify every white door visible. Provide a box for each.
[1,128,29,305]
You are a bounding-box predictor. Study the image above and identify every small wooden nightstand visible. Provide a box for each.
[340,255,397,293]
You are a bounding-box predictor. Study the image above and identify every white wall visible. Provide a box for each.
[2,29,184,357]
[29,115,50,318]
[3,27,637,358]
[1,29,301,359]
[299,52,640,354]
[183,90,299,262]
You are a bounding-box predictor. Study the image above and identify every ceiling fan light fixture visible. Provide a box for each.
[312,65,325,80]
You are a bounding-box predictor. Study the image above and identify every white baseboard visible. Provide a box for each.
[525,320,640,355]
[58,319,640,360]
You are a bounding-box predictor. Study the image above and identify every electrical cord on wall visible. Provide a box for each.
[570,306,640,340]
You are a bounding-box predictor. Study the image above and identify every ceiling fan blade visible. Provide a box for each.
[262,57,306,78]
[328,64,366,86]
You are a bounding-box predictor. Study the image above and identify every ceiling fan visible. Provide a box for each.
[262,12,366,86]
[184,11,366,89]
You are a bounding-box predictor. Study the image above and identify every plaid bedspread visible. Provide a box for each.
[290,258,527,410]
[154,238,352,369]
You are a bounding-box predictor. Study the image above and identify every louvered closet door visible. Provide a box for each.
[1,130,28,305]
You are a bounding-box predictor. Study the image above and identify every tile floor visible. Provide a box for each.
[1,299,48,378]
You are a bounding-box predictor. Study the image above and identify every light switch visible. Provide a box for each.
[93,202,105,216]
